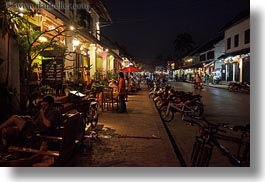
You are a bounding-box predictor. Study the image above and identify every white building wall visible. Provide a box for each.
[90,9,100,38]
[214,39,225,59]
[214,39,225,69]
[225,18,250,53]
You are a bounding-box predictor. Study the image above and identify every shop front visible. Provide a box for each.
[221,52,250,83]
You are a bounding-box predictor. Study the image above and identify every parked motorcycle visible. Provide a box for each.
[213,76,222,84]
[228,82,250,93]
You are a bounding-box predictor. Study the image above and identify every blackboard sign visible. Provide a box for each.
[42,58,64,86]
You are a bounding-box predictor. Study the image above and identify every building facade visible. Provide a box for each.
[220,13,250,83]
[1,0,122,94]
[172,11,250,84]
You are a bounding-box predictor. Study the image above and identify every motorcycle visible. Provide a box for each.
[213,76,222,84]
[194,82,203,89]
[159,93,204,122]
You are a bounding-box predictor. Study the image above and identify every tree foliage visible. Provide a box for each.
[1,2,70,113]
[173,33,195,59]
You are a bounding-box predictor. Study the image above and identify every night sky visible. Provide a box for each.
[102,0,250,65]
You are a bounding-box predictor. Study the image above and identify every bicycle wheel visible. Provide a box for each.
[191,138,204,166]
[237,141,250,166]
[187,102,204,117]
[159,105,174,122]
[197,144,213,167]
[87,106,98,128]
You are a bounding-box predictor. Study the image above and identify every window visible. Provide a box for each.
[77,9,90,28]
[207,51,214,60]
[245,29,250,44]
[48,0,55,4]
[59,0,65,13]
[69,0,74,15]
[234,34,239,47]
[200,54,206,62]
[227,38,231,50]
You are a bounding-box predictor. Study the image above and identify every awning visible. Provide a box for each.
[203,61,215,67]
[182,60,212,69]
[217,48,250,59]
[182,63,203,69]
[120,66,143,72]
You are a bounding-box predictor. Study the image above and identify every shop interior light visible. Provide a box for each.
[69,26,75,30]
[73,39,80,47]
[39,36,48,42]
[186,58,192,62]
[49,26,55,30]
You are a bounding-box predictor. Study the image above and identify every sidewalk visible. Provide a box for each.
[70,86,180,167]
[208,83,228,89]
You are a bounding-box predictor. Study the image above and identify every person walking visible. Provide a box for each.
[118,72,127,113]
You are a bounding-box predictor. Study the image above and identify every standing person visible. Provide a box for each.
[125,76,129,101]
[206,73,209,87]
[118,72,127,113]
[0,96,60,146]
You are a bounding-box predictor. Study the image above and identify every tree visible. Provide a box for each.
[155,54,169,66]
[1,2,70,114]
[17,23,67,83]
[173,33,195,67]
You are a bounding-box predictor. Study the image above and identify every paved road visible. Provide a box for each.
[170,81,250,125]
[164,81,250,166]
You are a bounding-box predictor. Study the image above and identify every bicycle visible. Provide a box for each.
[75,97,99,131]
[184,116,250,167]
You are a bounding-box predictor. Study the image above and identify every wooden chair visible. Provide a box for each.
[102,87,119,112]
[6,113,84,167]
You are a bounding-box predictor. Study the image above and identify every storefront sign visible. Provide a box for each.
[42,58,63,86]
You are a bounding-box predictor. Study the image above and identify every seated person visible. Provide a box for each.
[109,79,118,92]
[0,96,60,146]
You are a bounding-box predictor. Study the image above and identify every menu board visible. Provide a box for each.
[42,58,64,86]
